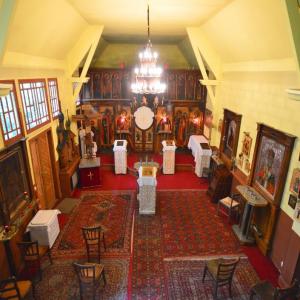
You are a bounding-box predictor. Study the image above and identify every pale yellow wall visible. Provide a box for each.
[201,0,294,63]
[6,0,88,60]
[91,43,191,69]
[0,67,76,186]
[210,70,300,234]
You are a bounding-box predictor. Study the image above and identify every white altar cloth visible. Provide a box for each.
[113,140,127,174]
[188,135,212,177]
[137,166,157,214]
[162,140,177,152]
[162,140,176,174]
[27,209,61,248]
[137,166,157,186]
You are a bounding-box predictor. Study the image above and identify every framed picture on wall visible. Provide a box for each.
[219,109,242,168]
[250,123,296,206]
[242,132,252,157]
[289,168,300,195]
[288,194,297,209]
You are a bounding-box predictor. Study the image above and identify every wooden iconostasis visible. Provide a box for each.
[78,68,208,153]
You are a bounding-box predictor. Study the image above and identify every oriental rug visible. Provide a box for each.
[160,190,241,257]
[131,190,242,299]
[34,258,128,300]
[52,190,135,258]
[164,257,259,300]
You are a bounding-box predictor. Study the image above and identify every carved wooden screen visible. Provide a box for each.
[81,68,206,101]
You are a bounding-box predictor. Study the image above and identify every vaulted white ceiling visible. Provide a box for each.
[1,0,297,71]
[68,0,233,37]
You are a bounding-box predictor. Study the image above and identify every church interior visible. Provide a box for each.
[1,0,300,299]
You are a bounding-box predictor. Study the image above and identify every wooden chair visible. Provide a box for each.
[18,240,53,281]
[217,193,241,223]
[82,226,106,263]
[0,276,33,299]
[249,279,300,300]
[73,262,106,300]
[202,257,240,299]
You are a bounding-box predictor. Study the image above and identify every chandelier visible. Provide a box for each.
[131,5,166,94]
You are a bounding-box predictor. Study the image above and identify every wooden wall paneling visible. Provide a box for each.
[29,130,56,209]
[271,209,300,287]
[92,72,101,99]
[167,72,176,99]
[280,229,300,286]
[81,68,206,101]
[112,71,121,99]
[29,140,46,208]
[47,130,62,200]
[271,210,293,271]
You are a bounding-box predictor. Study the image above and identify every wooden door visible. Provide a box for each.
[30,131,56,209]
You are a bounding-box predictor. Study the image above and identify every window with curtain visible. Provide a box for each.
[0,81,23,144]
[19,79,50,132]
[48,78,61,118]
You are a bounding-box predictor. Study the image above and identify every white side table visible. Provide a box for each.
[162,140,176,174]
[27,210,60,248]
[137,166,157,215]
[113,140,128,174]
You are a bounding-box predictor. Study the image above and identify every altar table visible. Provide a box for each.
[79,157,101,187]
[137,166,157,215]
[188,135,212,177]
[113,140,127,174]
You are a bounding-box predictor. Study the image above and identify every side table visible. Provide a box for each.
[79,157,101,188]
[232,185,268,244]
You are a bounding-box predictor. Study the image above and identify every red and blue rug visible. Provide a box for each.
[164,257,259,300]
[131,190,243,299]
[34,258,128,300]
[52,190,135,259]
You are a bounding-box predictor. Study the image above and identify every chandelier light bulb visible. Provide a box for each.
[131,5,167,94]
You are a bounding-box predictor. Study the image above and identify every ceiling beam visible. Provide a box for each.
[186,27,222,103]
[66,25,103,77]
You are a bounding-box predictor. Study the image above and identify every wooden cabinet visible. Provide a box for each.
[59,156,80,198]
[207,155,232,203]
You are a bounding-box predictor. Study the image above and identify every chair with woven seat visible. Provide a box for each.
[217,193,241,223]
[249,279,300,300]
[73,262,106,300]
[0,276,33,299]
[82,226,106,263]
[202,257,240,299]
[18,240,52,281]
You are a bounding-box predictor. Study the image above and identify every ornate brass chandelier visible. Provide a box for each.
[131,5,166,94]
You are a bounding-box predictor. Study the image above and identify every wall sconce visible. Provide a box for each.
[0,83,13,97]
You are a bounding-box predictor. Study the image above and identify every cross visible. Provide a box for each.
[87,171,94,181]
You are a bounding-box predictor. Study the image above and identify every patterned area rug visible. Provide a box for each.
[131,214,166,299]
[52,191,135,258]
[131,190,243,299]
[160,190,241,257]
[165,257,259,300]
[34,258,128,300]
